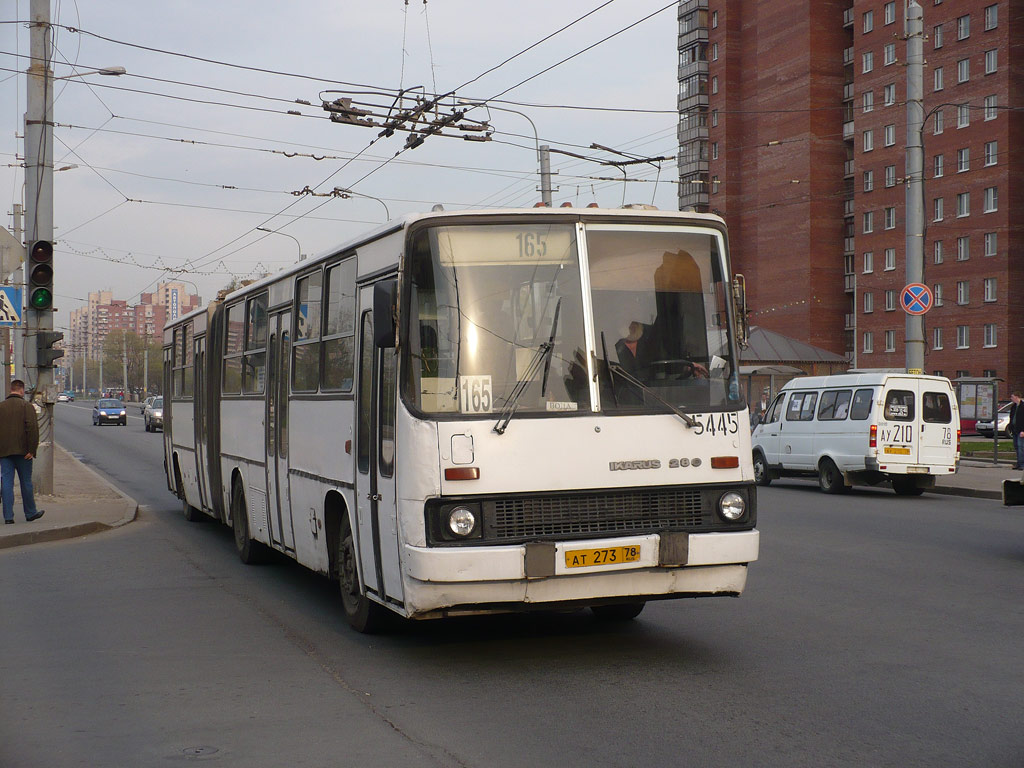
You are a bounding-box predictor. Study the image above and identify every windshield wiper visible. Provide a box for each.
[600,340,696,428]
[493,298,561,436]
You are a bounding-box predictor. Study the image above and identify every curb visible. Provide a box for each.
[927,485,1003,500]
[62,446,139,530]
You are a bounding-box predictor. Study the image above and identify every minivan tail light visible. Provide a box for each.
[956,429,961,453]
[869,424,877,448]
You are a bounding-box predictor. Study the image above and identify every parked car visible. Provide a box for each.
[93,398,127,426]
[144,397,164,432]
[976,401,1011,438]
[140,395,156,414]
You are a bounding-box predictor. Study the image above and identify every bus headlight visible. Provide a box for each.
[447,506,478,537]
[718,492,746,521]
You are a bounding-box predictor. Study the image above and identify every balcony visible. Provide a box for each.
[843,7,854,27]
[844,237,855,255]
[843,82,854,101]
[843,121,855,140]
[843,47,854,65]
[843,159,855,177]
[844,274,856,293]
[845,313,855,330]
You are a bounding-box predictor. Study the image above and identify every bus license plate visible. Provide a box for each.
[884,446,911,455]
[564,545,641,569]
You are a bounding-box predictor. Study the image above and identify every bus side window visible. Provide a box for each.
[922,391,952,423]
[849,388,874,420]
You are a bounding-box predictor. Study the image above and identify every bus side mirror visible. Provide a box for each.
[732,273,749,348]
[373,279,398,348]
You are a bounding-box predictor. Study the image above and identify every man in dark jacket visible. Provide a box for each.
[0,380,44,524]
[1011,391,1024,470]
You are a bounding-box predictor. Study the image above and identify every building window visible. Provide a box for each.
[957,147,969,172]
[984,95,998,121]
[957,15,970,40]
[711,175,720,192]
[712,10,718,28]
[863,332,874,353]
[933,109,944,134]
[863,251,874,273]
[884,207,896,230]
[957,104,970,128]
[933,197,944,221]
[884,43,896,65]
[863,10,874,33]
[711,76,718,94]
[863,211,874,233]
[983,370,997,379]
[934,23,943,48]
[863,51,874,73]
[863,90,874,112]
[884,248,896,270]
[983,186,998,213]
[934,66,944,91]
[883,124,895,146]
[956,192,970,217]
[985,49,997,74]
[711,142,719,160]
[711,42,718,61]
[957,235,970,260]
[885,165,896,188]
[883,83,896,105]
[957,58,970,83]
[885,330,896,352]
[933,327,943,350]
[934,283,944,306]
[984,232,997,257]
[885,290,896,311]
[863,170,874,192]
[984,4,998,30]
[956,369,970,380]
[934,240,944,263]
[863,129,874,152]
[957,280,970,305]
[933,154,944,177]
[957,326,969,349]
[984,324,997,348]
[864,292,874,313]
[711,109,718,127]
[884,1,896,24]
[983,278,997,302]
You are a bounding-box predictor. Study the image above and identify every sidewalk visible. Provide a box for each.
[0,444,138,550]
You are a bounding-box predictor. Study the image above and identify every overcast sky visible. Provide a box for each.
[2,1,681,333]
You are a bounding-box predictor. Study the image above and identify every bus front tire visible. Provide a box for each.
[590,602,645,621]
[232,482,270,564]
[818,458,847,494]
[338,515,385,633]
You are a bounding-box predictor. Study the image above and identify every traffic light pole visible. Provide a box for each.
[24,0,56,494]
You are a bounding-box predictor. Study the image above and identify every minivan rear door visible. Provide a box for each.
[878,383,918,465]
[918,385,956,467]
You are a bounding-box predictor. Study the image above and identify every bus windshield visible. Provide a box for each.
[405,220,738,418]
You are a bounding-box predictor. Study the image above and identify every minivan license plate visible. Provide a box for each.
[564,545,641,568]
[884,446,911,455]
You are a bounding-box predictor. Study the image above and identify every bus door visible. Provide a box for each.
[355,286,404,608]
[266,311,296,552]
[193,335,209,511]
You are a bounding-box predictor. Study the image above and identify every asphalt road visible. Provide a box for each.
[1,402,1022,767]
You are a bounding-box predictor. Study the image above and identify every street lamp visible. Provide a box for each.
[456,99,553,205]
[256,227,303,261]
[54,66,127,81]
[334,188,390,221]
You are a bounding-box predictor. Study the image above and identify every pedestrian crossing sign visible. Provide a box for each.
[0,286,23,326]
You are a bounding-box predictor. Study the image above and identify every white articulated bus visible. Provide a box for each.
[163,207,760,631]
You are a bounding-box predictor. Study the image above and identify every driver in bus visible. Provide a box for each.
[615,320,709,379]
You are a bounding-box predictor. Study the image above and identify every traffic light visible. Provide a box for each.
[36,330,64,367]
[28,239,54,311]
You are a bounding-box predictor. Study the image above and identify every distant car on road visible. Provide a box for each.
[140,395,156,414]
[57,391,71,402]
[93,398,127,426]
[144,397,163,432]
[976,401,1011,438]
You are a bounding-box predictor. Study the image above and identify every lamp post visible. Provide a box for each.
[334,189,390,221]
[54,66,126,81]
[256,227,303,261]
[457,99,553,205]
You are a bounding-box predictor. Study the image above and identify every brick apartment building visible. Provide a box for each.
[677,0,1023,388]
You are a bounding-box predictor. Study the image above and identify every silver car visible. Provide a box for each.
[140,395,155,414]
[144,397,164,432]
[976,401,1011,438]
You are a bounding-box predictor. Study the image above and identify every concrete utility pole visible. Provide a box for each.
[24,0,56,493]
[122,333,128,396]
[540,145,553,206]
[904,0,926,374]
[12,203,23,384]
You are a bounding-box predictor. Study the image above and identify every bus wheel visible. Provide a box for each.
[818,458,847,494]
[338,516,384,633]
[591,602,645,621]
[753,452,772,486]
[892,477,925,496]
[231,482,270,564]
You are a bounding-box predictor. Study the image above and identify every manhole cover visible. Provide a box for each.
[182,746,220,759]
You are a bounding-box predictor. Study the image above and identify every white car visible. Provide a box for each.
[56,392,70,402]
[140,395,156,414]
[144,397,164,432]
[975,402,1011,438]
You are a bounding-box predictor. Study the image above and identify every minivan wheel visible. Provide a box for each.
[818,458,847,494]
[753,452,772,486]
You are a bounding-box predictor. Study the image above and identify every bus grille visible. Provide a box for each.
[482,488,708,543]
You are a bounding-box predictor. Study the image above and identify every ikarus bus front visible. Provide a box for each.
[163,208,760,632]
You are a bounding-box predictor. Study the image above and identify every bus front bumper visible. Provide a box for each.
[401,530,759,615]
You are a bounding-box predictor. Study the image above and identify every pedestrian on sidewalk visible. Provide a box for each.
[0,379,44,525]
[1010,391,1024,470]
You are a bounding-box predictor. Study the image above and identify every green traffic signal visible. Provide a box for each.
[30,287,53,310]
[28,240,55,312]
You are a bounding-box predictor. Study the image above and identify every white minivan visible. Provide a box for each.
[751,373,959,495]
